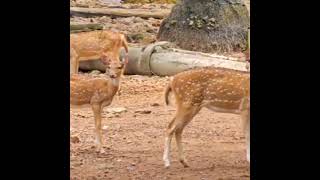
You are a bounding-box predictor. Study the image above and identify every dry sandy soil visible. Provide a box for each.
[70,74,250,180]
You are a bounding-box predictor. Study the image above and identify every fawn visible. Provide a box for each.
[70,60,126,153]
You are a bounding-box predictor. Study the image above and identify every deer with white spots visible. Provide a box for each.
[70,60,126,153]
[70,30,129,74]
[163,67,250,168]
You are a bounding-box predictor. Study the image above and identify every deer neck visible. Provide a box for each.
[108,76,121,95]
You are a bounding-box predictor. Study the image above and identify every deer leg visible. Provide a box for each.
[70,48,79,74]
[175,107,200,168]
[117,85,122,96]
[92,104,104,153]
[75,59,80,74]
[163,106,200,168]
[70,58,78,74]
[163,117,176,168]
[246,119,250,162]
[240,110,250,162]
[175,125,188,167]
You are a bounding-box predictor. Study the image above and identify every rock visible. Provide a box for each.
[90,70,101,75]
[146,28,155,33]
[128,33,144,42]
[143,22,152,28]
[76,114,87,118]
[71,136,80,144]
[73,162,83,167]
[152,21,161,27]
[202,16,209,20]
[106,107,127,114]
[120,17,133,25]
[170,20,177,25]
[150,103,160,106]
[127,165,135,171]
[104,163,115,169]
[133,17,143,23]
[135,110,152,114]
[209,17,216,23]
[99,16,111,23]
[106,114,115,118]
[160,5,167,9]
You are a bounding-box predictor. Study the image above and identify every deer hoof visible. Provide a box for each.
[180,160,189,168]
[164,161,170,168]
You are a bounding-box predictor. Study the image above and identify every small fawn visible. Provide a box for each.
[70,60,126,153]
[163,67,250,168]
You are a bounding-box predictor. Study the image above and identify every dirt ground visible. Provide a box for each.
[70,74,250,180]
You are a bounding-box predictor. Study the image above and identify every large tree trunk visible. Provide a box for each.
[157,0,249,54]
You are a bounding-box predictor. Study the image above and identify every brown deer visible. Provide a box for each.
[70,60,126,153]
[163,67,250,168]
[70,30,129,74]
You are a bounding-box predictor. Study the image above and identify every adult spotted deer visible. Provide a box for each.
[70,60,126,153]
[70,30,129,74]
[163,67,250,168]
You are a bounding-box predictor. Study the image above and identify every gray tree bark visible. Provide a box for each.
[157,0,249,53]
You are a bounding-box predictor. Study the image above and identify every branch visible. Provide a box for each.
[70,7,170,19]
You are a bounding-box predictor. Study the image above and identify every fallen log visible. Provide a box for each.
[70,23,104,33]
[70,7,170,19]
[79,41,250,76]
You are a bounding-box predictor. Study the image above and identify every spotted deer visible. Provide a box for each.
[70,30,129,74]
[163,67,250,168]
[70,60,126,153]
